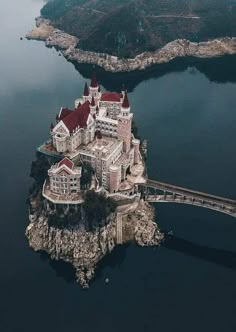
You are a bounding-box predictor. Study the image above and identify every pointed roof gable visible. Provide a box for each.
[90,72,98,88]
[58,158,74,170]
[83,82,89,96]
[122,92,130,108]
[62,101,91,133]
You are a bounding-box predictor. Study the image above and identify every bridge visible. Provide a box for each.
[137,179,236,218]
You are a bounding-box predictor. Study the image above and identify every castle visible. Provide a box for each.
[41,74,144,204]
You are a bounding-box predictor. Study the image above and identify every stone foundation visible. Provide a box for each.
[26,196,163,288]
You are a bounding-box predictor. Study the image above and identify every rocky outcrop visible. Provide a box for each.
[26,212,116,288]
[123,200,164,246]
[26,194,163,288]
[26,17,78,49]
[26,18,236,73]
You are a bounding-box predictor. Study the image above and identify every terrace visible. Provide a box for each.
[43,180,84,205]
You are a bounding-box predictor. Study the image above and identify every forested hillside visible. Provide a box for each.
[41,0,236,57]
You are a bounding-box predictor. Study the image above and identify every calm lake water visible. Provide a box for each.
[1,1,236,331]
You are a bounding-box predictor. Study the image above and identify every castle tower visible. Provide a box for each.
[83,82,89,102]
[90,96,96,115]
[117,92,133,153]
[109,165,120,193]
[95,130,103,148]
[89,72,99,97]
[132,138,140,164]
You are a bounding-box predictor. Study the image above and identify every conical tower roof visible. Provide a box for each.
[83,82,89,96]
[122,91,130,108]
[90,72,98,88]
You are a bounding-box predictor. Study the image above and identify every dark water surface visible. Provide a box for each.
[1,1,236,331]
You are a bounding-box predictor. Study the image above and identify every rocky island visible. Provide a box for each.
[26,74,163,288]
[26,0,236,72]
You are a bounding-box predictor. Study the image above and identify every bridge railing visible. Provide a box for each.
[138,179,236,207]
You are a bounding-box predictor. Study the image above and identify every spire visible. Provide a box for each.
[91,96,95,107]
[122,91,130,109]
[90,72,98,88]
[83,82,89,96]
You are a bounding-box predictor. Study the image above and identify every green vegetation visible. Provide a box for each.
[80,162,94,189]
[40,0,236,57]
[83,191,117,229]
[47,191,117,230]
[41,0,87,20]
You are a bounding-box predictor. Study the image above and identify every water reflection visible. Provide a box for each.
[163,232,236,270]
[72,55,236,92]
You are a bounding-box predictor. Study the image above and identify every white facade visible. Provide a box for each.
[48,158,82,195]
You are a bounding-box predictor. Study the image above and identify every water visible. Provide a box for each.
[1,1,236,331]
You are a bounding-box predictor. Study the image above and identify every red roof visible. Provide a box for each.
[62,101,91,133]
[122,92,130,108]
[58,158,74,169]
[58,108,73,120]
[83,82,89,96]
[101,93,121,102]
[91,96,95,106]
[90,73,98,88]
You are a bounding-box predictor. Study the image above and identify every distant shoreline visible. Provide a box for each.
[26,17,236,73]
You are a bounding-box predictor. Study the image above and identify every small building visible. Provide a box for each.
[48,158,82,195]
[42,158,83,205]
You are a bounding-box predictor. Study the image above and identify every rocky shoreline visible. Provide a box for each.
[26,17,236,73]
[26,193,163,288]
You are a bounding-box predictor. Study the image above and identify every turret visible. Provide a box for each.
[121,91,130,114]
[117,91,132,153]
[109,165,120,193]
[95,130,103,148]
[90,96,96,115]
[89,72,99,97]
[83,82,89,101]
